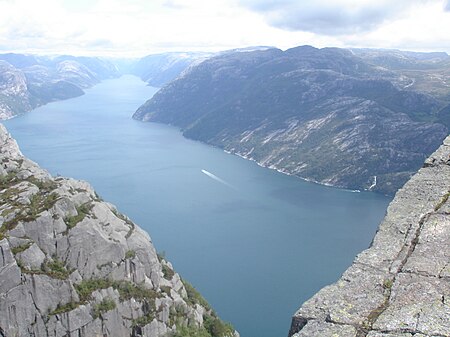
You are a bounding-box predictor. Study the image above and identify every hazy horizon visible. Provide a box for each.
[1,44,450,60]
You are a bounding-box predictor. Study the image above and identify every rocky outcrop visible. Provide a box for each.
[134,46,449,195]
[0,124,235,337]
[288,135,450,337]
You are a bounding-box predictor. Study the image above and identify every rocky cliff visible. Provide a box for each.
[134,46,449,195]
[0,124,235,337]
[288,135,450,337]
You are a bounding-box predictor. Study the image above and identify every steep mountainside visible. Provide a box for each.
[289,135,450,337]
[0,124,235,337]
[134,46,449,195]
[132,48,270,88]
[0,54,120,119]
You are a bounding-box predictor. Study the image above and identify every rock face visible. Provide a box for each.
[134,46,449,195]
[288,135,450,337]
[0,124,235,337]
[0,53,120,120]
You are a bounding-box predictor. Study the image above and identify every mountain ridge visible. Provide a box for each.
[134,46,450,195]
[0,54,120,120]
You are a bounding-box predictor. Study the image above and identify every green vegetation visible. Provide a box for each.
[0,171,18,189]
[203,315,234,337]
[132,313,156,327]
[112,208,135,238]
[75,279,159,303]
[172,325,211,337]
[434,191,450,211]
[162,264,175,280]
[180,280,235,337]
[0,174,60,238]
[50,301,80,315]
[125,250,136,259]
[94,191,103,202]
[93,298,116,318]
[19,258,70,280]
[26,176,58,191]
[157,251,166,262]
[160,285,171,295]
[171,317,234,337]
[42,259,70,279]
[383,279,394,290]
[183,280,210,310]
[11,242,33,255]
[64,202,94,229]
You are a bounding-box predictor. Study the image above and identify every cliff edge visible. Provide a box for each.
[289,135,450,337]
[0,124,235,337]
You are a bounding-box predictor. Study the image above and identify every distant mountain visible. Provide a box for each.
[351,48,450,102]
[132,48,272,88]
[0,54,120,119]
[134,46,449,195]
[132,52,212,87]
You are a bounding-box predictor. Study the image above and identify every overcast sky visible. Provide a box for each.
[0,0,449,57]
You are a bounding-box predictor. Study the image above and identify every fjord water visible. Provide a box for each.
[4,75,391,337]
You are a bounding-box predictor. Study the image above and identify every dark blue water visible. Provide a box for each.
[3,75,391,337]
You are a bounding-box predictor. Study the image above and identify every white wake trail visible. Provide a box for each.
[201,169,236,189]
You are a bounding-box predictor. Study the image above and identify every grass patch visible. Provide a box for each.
[383,279,394,289]
[19,258,70,280]
[93,298,116,318]
[132,313,156,327]
[160,285,172,295]
[11,242,33,255]
[162,264,175,280]
[27,177,57,191]
[1,192,59,237]
[203,315,235,337]
[94,191,103,202]
[64,202,93,229]
[434,191,450,211]
[0,173,60,236]
[157,251,166,262]
[112,208,135,238]
[42,259,70,279]
[173,325,211,337]
[169,316,235,337]
[180,280,235,337]
[75,279,160,303]
[183,280,210,310]
[50,301,81,315]
[125,250,136,259]
[0,171,18,189]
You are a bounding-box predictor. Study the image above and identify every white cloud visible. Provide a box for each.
[239,0,437,35]
[0,0,448,56]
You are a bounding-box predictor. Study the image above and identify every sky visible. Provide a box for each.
[0,0,449,57]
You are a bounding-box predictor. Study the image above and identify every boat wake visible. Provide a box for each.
[201,169,236,189]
